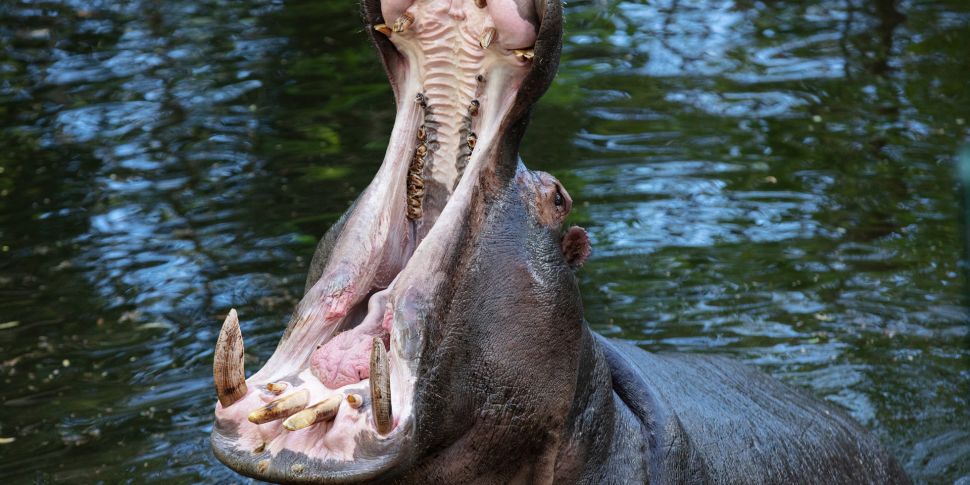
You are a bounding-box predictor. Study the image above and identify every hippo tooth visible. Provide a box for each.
[346,393,363,409]
[282,395,342,431]
[369,337,393,434]
[391,13,414,33]
[265,382,287,395]
[475,0,487,7]
[214,309,248,407]
[374,23,392,37]
[248,389,309,424]
[479,27,495,49]
[514,48,535,61]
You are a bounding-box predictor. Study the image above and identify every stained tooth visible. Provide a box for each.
[392,13,414,33]
[475,0,487,7]
[347,393,363,409]
[282,395,342,431]
[370,337,393,434]
[479,27,495,49]
[248,389,309,424]
[214,309,248,407]
[265,382,287,395]
[374,23,392,37]
[514,48,535,61]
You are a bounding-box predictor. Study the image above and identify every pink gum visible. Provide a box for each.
[487,0,538,49]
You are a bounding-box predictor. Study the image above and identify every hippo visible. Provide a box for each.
[209,0,910,483]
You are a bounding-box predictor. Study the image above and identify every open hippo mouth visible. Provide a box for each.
[211,0,563,482]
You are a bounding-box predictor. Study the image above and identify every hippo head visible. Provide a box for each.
[210,0,596,482]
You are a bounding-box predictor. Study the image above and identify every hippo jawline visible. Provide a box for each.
[210,0,562,482]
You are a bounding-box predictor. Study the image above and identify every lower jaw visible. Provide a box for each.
[211,419,414,484]
[212,314,418,473]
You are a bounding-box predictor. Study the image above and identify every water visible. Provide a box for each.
[0,0,967,482]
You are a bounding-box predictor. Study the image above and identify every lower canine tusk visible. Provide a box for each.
[214,309,248,407]
[370,337,393,434]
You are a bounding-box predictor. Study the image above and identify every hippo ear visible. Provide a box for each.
[561,226,592,270]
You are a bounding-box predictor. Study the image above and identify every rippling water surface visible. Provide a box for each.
[0,0,967,482]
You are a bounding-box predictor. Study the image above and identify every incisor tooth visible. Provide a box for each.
[283,395,342,431]
[347,393,363,409]
[214,309,247,407]
[248,389,309,424]
[370,337,393,434]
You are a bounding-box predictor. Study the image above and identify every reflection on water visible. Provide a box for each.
[0,0,967,482]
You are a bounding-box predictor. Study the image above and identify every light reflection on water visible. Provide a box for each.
[0,0,967,483]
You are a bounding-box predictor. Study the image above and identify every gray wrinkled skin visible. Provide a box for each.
[299,170,909,484]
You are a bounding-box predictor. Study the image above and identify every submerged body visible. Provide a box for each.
[598,337,907,483]
[208,0,909,483]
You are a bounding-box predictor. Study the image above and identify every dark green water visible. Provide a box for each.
[0,0,967,482]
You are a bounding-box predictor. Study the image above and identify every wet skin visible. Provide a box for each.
[209,0,910,483]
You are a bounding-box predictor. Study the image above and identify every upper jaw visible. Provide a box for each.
[210,0,564,482]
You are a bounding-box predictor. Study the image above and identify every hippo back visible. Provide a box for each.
[597,335,910,484]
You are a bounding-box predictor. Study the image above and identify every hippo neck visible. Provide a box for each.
[550,327,654,482]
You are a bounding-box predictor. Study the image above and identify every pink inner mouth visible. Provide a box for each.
[311,292,393,389]
[212,0,541,472]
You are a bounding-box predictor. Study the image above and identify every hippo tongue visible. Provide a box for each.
[310,290,392,388]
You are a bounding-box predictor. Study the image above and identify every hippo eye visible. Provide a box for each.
[554,190,564,208]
